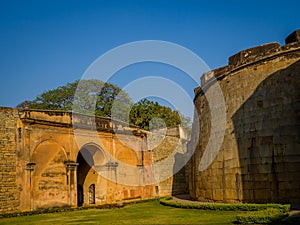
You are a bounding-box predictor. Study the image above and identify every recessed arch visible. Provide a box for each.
[32,139,68,157]
[31,139,68,209]
[31,139,68,176]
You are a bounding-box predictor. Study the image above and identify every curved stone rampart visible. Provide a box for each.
[190,30,300,207]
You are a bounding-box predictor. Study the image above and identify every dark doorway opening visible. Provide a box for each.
[76,149,93,207]
[77,184,83,206]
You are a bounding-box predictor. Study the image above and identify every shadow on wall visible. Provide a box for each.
[232,60,300,208]
[171,152,189,196]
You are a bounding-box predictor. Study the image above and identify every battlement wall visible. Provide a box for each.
[200,33,300,89]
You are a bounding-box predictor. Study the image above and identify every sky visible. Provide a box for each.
[0,0,299,118]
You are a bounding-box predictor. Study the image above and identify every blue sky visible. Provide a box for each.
[0,0,299,117]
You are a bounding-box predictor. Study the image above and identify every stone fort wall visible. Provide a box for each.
[0,107,20,213]
[189,30,300,207]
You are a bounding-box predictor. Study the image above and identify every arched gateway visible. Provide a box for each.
[76,144,107,206]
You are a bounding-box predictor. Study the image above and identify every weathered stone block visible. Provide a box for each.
[228,42,280,67]
[285,29,300,44]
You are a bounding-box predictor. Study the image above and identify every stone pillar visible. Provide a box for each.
[64,161,78,207]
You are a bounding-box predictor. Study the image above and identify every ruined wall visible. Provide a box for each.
[0,107,188,213]
[151,126,189,196]
[0,107,20,213]
[0,107,190,212]
[190,30,300,206]
[0,108,157,213]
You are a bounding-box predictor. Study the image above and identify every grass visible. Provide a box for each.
[1,198,297,225]
[0,200,247,225]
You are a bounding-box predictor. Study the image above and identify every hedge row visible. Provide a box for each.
[159,197,290,212]
[235,208,288,224]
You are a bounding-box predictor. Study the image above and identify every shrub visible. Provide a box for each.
[159,197,290,212]
[159,197,291,224]
[235,208,288,224]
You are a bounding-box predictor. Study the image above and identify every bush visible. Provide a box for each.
[159,197,290,212]
[235,208,288,224]
[159,197,292,224]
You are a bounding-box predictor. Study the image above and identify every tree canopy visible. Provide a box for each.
[25,79,132,120]
[20,80,191,131]
[130,99,184,130]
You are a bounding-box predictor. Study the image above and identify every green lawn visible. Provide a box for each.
[0,201,244,225]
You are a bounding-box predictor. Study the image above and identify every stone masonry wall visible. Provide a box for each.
[190,30,300,207]
[0,108,158,213]
[152,126,189,196]
[0,107,20,213]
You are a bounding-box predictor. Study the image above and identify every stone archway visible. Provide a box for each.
[76,144,107,206]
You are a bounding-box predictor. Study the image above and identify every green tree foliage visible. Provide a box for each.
[27,80,132,121]
[71,80,132,120]
[23,80,191,131]
[129,99,190,131]
[28,80,79,110]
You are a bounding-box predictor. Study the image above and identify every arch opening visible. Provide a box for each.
[76,144,106,206]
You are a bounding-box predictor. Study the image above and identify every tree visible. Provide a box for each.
[129,99,191,131]
[27,79,132,121]
[23,80,191,131]
[28,81,79,110]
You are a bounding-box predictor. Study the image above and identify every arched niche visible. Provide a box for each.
[31,140,68,209]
